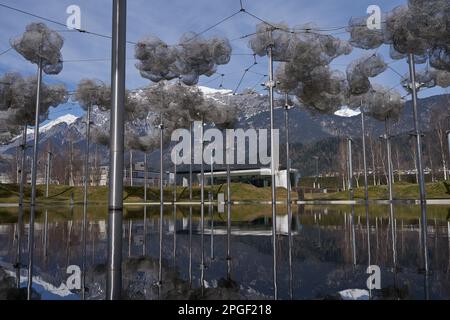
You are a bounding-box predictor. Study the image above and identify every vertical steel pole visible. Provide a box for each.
[447,131,450,179]
[284,94,293,299]
[226,161,231,280]
[385,120,394,202]
[408,53,428,274]
[188,123,193,287]
[82,103,91,300]
[267,30,278,300]
[144,153,148,203]
[16,124,27,288]
[129,150,133,187]
[361,112,369,202]
[143,153,147,256]
[386,120,397,267]
[27,58,43,300]
[210,154,214,200]
[174,153,177,203]
[106,0,126,300]
[347,138,354,200]
[159,123,164,285]
[361,111,371,297]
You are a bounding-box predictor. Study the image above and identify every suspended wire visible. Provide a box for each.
[0,3,138,45]
[387,65,404,79]
[181,10,243,43]
[233,55,258,94]
[0,46,12,56]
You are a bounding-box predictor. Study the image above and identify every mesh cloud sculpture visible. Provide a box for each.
[347,0,450,72]
[346,54,387,95]
[400,67,450,89]
[10,22,64,74]
[249,22,353,114]
[0,73,67,127]
[135,33,232,85]
[351,84,404,122]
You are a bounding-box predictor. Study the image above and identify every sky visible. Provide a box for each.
[0,0,447,122]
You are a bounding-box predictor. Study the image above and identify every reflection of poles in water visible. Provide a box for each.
[15,124,27,288]
[128,220,132,258]
[66,220,73,269]
[315,213,321,248]
[188,206,193,287]
[389,205,397,268]
[209,193,215,261]
[173,204,177,267]
[375,217,379,264]
[350,208,357,267]
[27,58,43,300]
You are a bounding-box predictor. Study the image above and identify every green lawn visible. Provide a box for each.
[305,181,450,200]
[0,180,449,205]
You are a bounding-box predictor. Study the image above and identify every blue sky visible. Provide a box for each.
[0,0,446,122]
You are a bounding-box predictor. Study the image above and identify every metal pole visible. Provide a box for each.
[189,122,193,199]
[226,162,231,280]
[188,123,193,287]
[82,103,91,300]
[106,0,126,300]
[210,154,214,196]
[447,131,450,179]
[143,153,148,256]
[15,124,27,288]
[267,30,278,300]
[209,192,214,261]
[347,138,354,200]
[159,122,164,285]
[361,111,372,297]
[45,151,51,198]
[129,150,133,187]
[144,153,148,203]
[385,120,394,202]
[361,112,369,202]
[284,94,293,299]
[27,58,43,300]
[174,153,177,203]
[408,53,428,274]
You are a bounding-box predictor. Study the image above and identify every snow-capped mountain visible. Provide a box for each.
[0,86,447,170]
